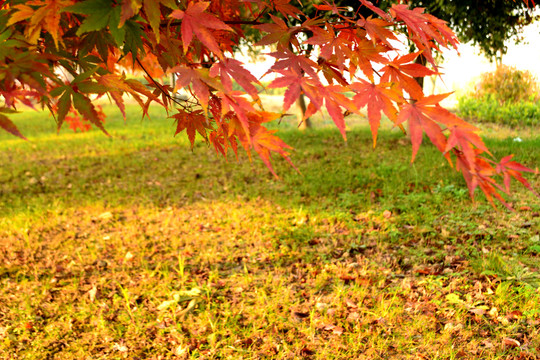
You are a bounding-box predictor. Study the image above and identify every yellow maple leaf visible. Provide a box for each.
[7,0,74,47]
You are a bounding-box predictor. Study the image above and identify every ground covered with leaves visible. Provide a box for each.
[1,102,539,359]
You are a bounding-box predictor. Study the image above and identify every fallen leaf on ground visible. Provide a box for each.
[292,311,310,321]
[323,324,344,335]
[506,310,523,320]
[345,299,358,308]
[98,212,113,220]
[469,307,487,316]
[112,343,128,352]
[503,337,521,348]
[124,251,134,262]
[87,285,97,302]
[300,347,315,356]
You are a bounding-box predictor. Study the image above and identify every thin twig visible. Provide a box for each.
[135,57,196,108]
[161,19,264,28]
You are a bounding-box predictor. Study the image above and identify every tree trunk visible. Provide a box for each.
[414,53,427,90]
[295,93,311,130]
[170,73,176,90]
[286,43,311,130]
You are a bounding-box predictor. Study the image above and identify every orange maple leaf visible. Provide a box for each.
[98,74,163,119]
[7,0,75,47]
[357,16,398,48]
[245,112,295,178]
[172,109,212,149]
[380,52,436,99]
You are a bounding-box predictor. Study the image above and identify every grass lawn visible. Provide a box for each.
[1,99,539,359]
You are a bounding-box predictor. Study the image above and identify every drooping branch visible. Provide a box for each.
[0,0,536,208]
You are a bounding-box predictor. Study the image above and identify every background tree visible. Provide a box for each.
[0,0,537,208]
[417,0,537,62]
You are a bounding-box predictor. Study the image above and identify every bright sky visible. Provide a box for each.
[432,20,540,100]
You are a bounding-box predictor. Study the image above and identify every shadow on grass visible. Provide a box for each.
[1,130,460,213]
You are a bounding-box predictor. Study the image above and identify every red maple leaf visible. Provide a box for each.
[171,66,224,112]
[270,0,303,20]
[305,25,353,68]
[170,2,233,59]
[267,49,319,79]
[351,80,402,147]
[445,127,490,169]
[255,14,298,49]
[455,152,512,209]
[119,0,142,26]
[267,69,307,111]
[359,0,391,20]
[209,58,260,99]
[98,74,163,119]
[215,91,259,140]
[390,4,458,65]
[357,17,398,48]
[396,94,451,161]
[0,109,26,140]
[313,1,349,14]
[496,155,539,196]
[318,58,350,86]
[380,52,436,99]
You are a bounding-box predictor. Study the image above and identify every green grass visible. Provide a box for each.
[1,100,539,359]
[457,94,540,127]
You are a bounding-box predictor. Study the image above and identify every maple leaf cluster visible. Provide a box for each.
[0,0,537,207]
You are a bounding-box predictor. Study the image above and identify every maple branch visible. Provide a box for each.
[253,8,270,22]
[225,19,265,25]
[135,58,196,109]
[161,19,264,28]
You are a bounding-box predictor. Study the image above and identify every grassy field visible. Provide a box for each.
[1,99,539,359]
